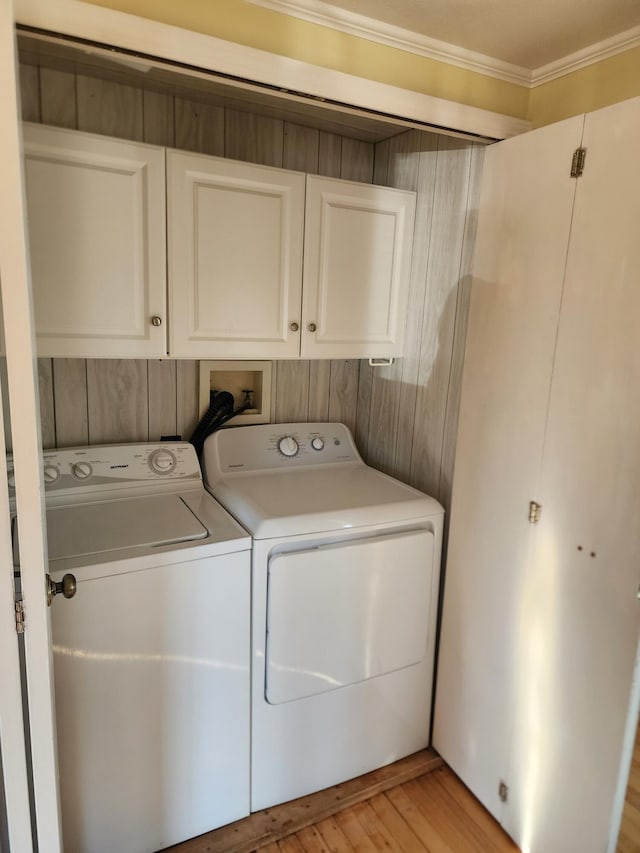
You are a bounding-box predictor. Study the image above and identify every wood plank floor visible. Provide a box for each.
[260,767,519,853]
[167,757,519,853]
[617,721,640,852]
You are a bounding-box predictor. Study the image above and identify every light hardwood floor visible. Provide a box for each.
[617,721,640,852]
[167,758,519,853]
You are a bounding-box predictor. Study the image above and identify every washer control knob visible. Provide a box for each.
[311,437,325,451]
[148,449,176,475]
[278,436,299,458]
[7,469,15,489]
[72,462,93,480]
[43,465,60,484]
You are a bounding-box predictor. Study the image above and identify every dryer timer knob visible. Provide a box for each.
[278,436,299,457]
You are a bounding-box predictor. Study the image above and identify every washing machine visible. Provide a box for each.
[10,442,251,853]
[202,422,444,810]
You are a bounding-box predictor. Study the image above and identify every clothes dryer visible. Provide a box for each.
[203,423,444,810]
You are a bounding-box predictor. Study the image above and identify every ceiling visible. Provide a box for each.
[268,0,640,69]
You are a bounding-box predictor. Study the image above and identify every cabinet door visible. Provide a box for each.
[168,151,304,358]
[23,124,166,358]
[301,176,415,359]
[503,97,640,853]
[433,115,583,820]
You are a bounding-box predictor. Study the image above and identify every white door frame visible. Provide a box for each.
[0,1,62,849]
[14,0,529,141]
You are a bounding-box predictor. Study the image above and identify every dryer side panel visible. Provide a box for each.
[265,529,434,704]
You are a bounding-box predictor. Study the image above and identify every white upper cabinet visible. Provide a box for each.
[301,176,415,359]
[168,151,305,359]
[23,123,166,358]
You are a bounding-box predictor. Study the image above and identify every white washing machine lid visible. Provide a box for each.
[211,463,443,539]
[46,493,209,560]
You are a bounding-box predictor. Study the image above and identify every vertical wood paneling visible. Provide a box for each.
[76,75,143,140]
[86,360,148,444]
[52,359,88,448]
[341,137,374,182]
[176,360,199,442]
[283,123,319,173]
[174,97,224,155]
[275,362,310,423]
[225,109,283,167]
[19,64,40,122]
[393,132,439,482]
[439,144,485,512]
[143,90,174,146]
[318,131,342,178]
[410,137,474,501]
[148,360,177,440]
[40,67,77,129]
[328,361,359,436]
[38,359,56,449]
[307,361,331,422]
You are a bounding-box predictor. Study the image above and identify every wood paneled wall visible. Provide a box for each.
[18,60,484,512]
[359,132,485,509]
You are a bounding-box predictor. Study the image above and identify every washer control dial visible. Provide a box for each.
[148,449,177,475]
[43,464,60,484]
[278,436,299,458]
[311,437,325,451]
[72,462,93,480]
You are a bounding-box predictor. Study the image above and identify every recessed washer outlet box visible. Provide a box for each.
[198,360,272,426]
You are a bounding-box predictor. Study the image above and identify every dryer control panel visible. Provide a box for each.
[7,442,201,496]
[204,422,361,478]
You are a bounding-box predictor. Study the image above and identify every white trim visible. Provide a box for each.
[14,0,530,140]
[0,1,62,850]
[531,24,640,86]
[248,0,640,89]
[247,0,532,86]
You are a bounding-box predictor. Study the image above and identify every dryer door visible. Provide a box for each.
[265,529,434,704]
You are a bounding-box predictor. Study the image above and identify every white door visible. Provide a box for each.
[433,114,584,819]
[301,176,415,359]
[0,2,62,850]
[23,124,167,358]
[503,96,640,853]
[168,151,305,358]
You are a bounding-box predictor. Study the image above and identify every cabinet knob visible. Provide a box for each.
[308,323,317,333]
[151,315,162,327]
[289,322,299,332]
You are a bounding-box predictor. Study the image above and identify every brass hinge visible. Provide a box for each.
[15,600,25,634]
[529,501,542,524]
[570,147,586,178]
[499,780,509,803]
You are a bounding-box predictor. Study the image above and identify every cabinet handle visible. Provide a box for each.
[289,322,299,332]
[308,323,317,333]
[151,316,162,327]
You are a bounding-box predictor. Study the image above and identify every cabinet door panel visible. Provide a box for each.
[302,176,415,358]
[23,124,166,358]
[433,115,583,821]
[168,151,304,358]
[505,97,640,853]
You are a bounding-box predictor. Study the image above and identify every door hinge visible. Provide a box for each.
[499,780,509,803]
[570,147,586,178]
[15,600,25,634]
[529,500,542,523]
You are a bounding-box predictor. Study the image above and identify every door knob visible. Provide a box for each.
[151,315,162,327]
[289,322,299,332]
[46,573,77,607]
[308,323,317,332]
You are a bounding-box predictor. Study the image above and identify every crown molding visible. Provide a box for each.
[248,0,640,89]
[247,0,532,86]
[531,24,640,86]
